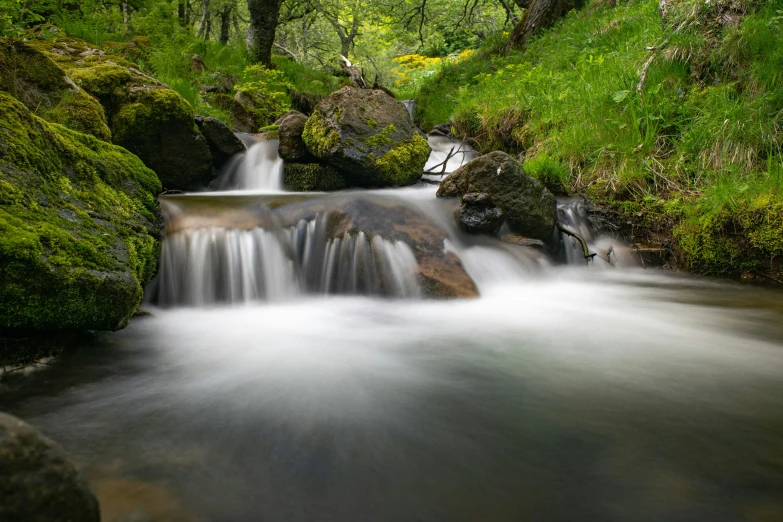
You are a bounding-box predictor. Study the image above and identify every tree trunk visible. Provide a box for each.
[122,0,129,31]
[247,0,284,66]
[507,0,583,48]
[198,0,210,39]
[219,7,232,44]
[178,1,187,27]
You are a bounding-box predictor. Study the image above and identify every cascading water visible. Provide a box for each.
[556,197,639,268]
[151,208,421,306]
[215,140,283,191]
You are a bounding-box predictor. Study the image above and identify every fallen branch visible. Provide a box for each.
[557,222,596,262]
[754,270,783,286]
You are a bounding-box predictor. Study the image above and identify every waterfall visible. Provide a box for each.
[215,140,283,191]
[556,198,639,268]
[152,213,420,306]
[424,136,476,177]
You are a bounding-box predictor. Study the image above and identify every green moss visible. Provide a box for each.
[367,118,378,128]
[302,109,340,157]
[69,65,134,110]
[282,163,346,192]
[373,133,431,185]
[0,39,111,141]
[0,92,161,332]
[112,88,194,142]
[364,124,398,148]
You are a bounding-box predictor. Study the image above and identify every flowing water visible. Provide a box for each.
[3,139,783,522]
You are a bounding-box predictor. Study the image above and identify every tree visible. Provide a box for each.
[319,0,362,58]
[247,0,284,66]
[506,0,583,48]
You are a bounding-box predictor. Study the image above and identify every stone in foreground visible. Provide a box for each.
[438,151,556,240]
[0,412,100,522]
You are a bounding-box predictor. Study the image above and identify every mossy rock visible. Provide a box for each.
[282,163,346,192]
[22,31,213,190]
[211,93,263,133]
[0,38,110,141]
[302,87,431,187]
[0,92,162,336]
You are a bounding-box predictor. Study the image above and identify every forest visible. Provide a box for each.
[2,1,783,520]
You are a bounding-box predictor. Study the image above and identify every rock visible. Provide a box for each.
[429,123,453,137]
[196,116,245,169]
[457,193,505,234]
[200,84,219,94]
[278,110,315,162]
[437,151,557,240]
[190,53,206,73]
[283,163,346,192]
[290,90,326,115]
[302,87,431,187]
[0,92,161,333]
[212,93,259,133]
[274,194,479,298]
[0,38,110,141]
[500,234,546,250]
[23,32,213,190]
[0,412,100,522]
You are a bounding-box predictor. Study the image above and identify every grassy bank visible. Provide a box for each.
[411,0,783,280]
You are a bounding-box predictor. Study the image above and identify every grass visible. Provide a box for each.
[411,0,783,279]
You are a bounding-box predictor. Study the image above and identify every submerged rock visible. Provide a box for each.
[302,87,431,187]
[22,31,213,190]
[438,151,557,240]
[456,193,504,235]
[0,413,100,522]
[274,195,479,298]
[0,92,161,333]
[196,115,245,169]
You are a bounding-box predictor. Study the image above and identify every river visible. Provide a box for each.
[2,139,783,522]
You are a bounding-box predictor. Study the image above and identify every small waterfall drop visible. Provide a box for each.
[152,211,421,306]
[556,198,639,268]
[216,140,283,191]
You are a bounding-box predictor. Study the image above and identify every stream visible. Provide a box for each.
[2,138,783,522]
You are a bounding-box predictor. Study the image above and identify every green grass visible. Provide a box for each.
[414,0,783,278]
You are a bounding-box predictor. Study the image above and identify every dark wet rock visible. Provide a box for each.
[196,116,246,169]
[429,123,453,137]
[457,193,504,235]
[274,194,479,298]
[283,163,346,192]
[302,87,431,187]
[500,234,546,250]
[0,412,100,522]
[0,92,161,333]
[278,110,315,162]
[438,151,556,240]
[22,32,213,190]
[200,84,219,94]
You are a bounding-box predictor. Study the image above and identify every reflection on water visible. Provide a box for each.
[3,272,783,522]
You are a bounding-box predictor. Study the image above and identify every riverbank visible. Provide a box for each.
[410,0,783,283]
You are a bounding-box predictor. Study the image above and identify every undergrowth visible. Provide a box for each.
[414,0,783,278]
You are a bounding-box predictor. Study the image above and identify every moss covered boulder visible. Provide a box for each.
[0,38,110,141]
[0,92,161,335]
[23,30,213,190]
[438,152,557,240]
[302,87,431,187]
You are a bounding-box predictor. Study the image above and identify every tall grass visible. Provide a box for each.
[414,0,783,276]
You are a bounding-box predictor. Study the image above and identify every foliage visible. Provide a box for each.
[416,0,783,277]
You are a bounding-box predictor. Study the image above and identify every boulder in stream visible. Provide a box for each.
[278,110,315,163]
[302,87,431,187]
[0,412,100,522]
[196,115,246,169]
[0,92,162,334]
[438,151,557,240]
